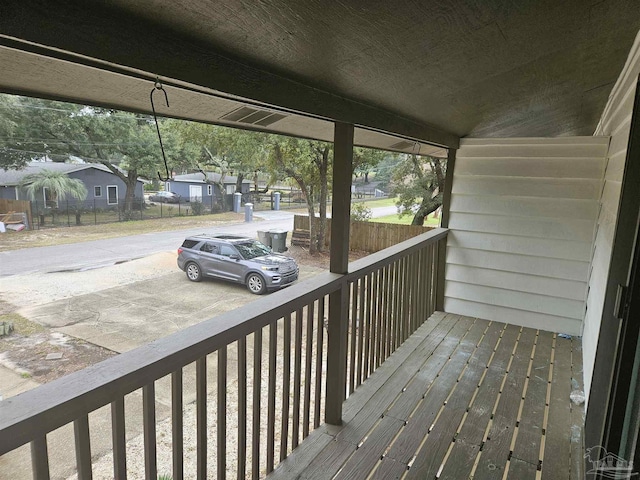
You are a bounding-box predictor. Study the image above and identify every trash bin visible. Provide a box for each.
[257,230,271,247]
[269,229,288,253]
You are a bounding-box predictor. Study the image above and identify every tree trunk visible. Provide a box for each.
[316,147,330,252]
[123,171,138,219]
[236,173,244,193]
[308,203,318,255]
[411,195,442,226]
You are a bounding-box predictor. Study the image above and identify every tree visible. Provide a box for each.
[20,169,88,204]
[0,94,189,217]
[267,136,332,254]
[392,154,446,225]
[174,122,268,188]
[369,154,401,191]
[20,169,88,224]
[352,147,386,183]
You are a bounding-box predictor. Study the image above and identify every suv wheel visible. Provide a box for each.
[246,273,266,295]
[185,262,202,282]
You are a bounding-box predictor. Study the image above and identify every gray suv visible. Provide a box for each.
[177,234,299,294]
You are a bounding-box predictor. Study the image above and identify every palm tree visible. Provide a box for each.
[20,169,88,224]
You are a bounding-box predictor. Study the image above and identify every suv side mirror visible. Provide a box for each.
[230,254,241,261]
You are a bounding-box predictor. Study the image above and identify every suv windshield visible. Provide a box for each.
[235,241,271,260]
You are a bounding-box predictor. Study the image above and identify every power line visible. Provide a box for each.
[0,139,151,147]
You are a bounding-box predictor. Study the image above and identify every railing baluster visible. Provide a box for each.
[373,268,382,369]
[383,264,390,361]
[420,248,426,322]
[280,314,292,461]
[425,247,430,318]
[349,280,358,395]
[303,301,314,438]
[74,414,92,480]
[363,273,372,380]
[357,279,365,387]
[172,369,183,480]
[292,309,303,448]
[314,297,325,428]
[402,255,410,342]
[424,245,433,318]
[411,251,419,334]
[111,397,127,479]
[218,346,227,480]
[267,321,277,472]
[142,383,157,480]
[392,259,400,353]
[238,338,247,480]
[436,236,447,311]
[196,357,207,480]
[31,435,50,480]
[252,329,262,480]
[430,239,446,312]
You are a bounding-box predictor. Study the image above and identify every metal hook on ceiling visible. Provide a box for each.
[150,78,171,182]
[411,141,422,157]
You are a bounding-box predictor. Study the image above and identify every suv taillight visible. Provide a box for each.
[177,248,183,255]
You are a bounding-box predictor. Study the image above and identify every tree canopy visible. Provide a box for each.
[392,154,446,225]
[267,136,332,253]
[0,94,190,214]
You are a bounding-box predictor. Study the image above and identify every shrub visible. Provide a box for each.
[191,199,205,216]
[351,202,372,222]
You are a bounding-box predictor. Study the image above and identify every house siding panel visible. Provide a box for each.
[582,31,640,404]
[445,137,608,337]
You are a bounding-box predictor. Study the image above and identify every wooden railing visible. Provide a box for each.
[0,228,448,480]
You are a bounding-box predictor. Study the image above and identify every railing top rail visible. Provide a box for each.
[0,271,342,455]
[346,228,448,280]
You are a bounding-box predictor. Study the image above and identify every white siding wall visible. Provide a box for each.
[582,33,640,403]
[445,137,609,336]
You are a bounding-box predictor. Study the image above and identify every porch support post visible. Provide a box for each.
[325,122,353,426]
[436,147,456,311]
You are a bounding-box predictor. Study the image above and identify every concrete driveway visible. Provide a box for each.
[4,250,323,354]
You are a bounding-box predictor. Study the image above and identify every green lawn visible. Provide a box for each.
[359,197,400,208]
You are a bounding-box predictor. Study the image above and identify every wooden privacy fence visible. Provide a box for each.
[0,199,33,229]
[0,228,448,480]
[292,215,433,252]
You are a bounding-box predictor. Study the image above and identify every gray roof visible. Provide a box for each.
[0,161,132,186]
[172,172,251,185]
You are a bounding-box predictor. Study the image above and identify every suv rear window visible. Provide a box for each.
[181,239,200,249]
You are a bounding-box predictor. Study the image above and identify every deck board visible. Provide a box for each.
[267,312,581,480]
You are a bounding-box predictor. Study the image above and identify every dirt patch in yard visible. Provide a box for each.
[286,243,370,270]
[0,314,115,384]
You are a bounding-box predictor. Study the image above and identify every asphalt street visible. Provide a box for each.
[0,205,400,276]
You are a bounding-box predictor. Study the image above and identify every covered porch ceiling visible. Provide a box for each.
[1,0,640,156]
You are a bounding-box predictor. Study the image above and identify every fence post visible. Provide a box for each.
[66,199,70,227]
[325,122,353,426]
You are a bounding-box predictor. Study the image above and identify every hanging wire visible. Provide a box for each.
[150,78,171,181]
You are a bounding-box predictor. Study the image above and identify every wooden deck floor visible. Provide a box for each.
[268,312,584,480]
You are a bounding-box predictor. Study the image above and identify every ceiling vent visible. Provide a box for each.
[221,106,287,127]
[389,140,414,150]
